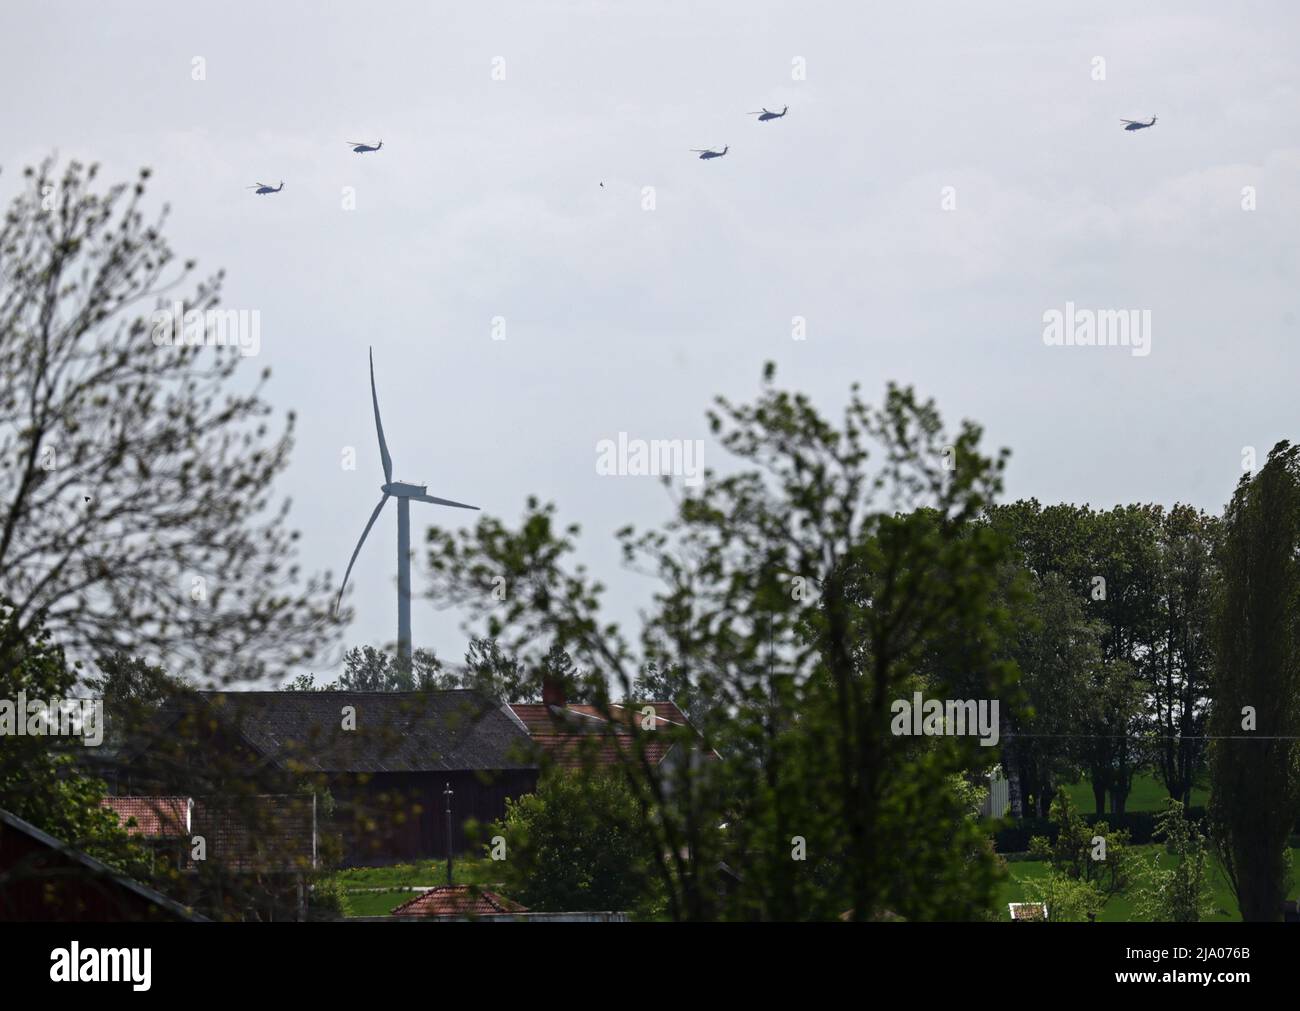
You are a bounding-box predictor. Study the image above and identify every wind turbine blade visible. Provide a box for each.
[369,347,394,483]
[411,493,480,510]
[335,495,390,612]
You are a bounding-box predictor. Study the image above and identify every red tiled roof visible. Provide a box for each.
[101,797,189,837]
[102,795,316,871]
[509,702,689,768]
[390,885,525,917]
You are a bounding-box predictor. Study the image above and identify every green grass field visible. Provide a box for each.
[998,845,1300,922]
[330,857,509,917]
[342,889,420,917]
[1060,772,1209,814]
[332,776,1247,920]
[332,857,498,890]
[999,771,1254,921]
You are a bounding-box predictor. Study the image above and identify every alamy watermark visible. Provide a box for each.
[890,691,999,747]
[50,943,151,990]
[1042,301,1151,358]
[150,300,261,357]
[0,693,103,746]
[596,433,704,488]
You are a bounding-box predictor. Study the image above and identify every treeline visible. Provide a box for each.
[988,500,1216,817]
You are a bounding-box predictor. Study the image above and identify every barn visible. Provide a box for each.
[0,806,204,921]
[109,689,540,866]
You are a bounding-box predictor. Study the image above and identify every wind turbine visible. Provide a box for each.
[336,348,479,670]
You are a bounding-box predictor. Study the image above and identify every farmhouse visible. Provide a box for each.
[0,806,204,921]
[510,678,715,779]
[109,689,539,865]
[102,680,713,869]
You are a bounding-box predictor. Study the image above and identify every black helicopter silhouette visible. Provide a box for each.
[1121,116,1157,132]
[347,140,383,153]
[247,181,284,195]
[692,145,728,160]
[749,106,788,122]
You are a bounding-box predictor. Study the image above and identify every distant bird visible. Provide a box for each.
[247,181,284,195]
[1121,116,1157,131]
[692,145,728,160]
[749,106,788,122]
[347,140,383,153]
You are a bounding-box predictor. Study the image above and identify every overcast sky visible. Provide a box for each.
[3,1,1298,683]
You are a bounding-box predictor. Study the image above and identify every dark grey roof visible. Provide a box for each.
[197,690,537,773]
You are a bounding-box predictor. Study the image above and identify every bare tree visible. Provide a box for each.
[0,158,335,683]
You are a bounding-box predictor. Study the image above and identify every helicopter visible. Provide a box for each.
[347,140,383,153]
[247,181,284,195]
[749,106,788,122]
[1121,116,1157,132]
[691,145,729,160]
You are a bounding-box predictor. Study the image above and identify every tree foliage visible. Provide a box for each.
[0,601,145,876]
[485,769,656,914]
[425,365,1019,920]
[1209,440,1300,921]
[1028,787,1135,907]
[1134,799,1215,922]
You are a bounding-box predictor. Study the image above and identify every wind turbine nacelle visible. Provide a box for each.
[384,482,428,497]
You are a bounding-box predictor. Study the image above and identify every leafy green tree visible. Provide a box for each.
[1134,799,1215,922]
[330,640,587,699]
[84,652,183,751]
[461,636,530,700]
[1150,506,1217,808]
[1022,871,1105,922]
[486,769,656,914]
[993,568,1100,816]
[0,601,144,875]
[1075,656,1145,816]
[426,366,1019,921]
[281,672,330,691]
[626,658,732,733]
[992,501,1160,814]
[1029,787,1135,908]
[1086,505,1163,814]
[337,645,399,690]
[1209,441,1300,921]
[336,644,447,690]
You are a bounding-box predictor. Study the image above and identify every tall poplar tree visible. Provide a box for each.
[1209,441,1300,921]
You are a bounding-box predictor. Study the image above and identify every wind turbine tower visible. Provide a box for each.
[336,348,479,670]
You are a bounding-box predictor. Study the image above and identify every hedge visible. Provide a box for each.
[990,807,1209,853]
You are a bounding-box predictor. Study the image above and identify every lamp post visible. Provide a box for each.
[443,781,454,887]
